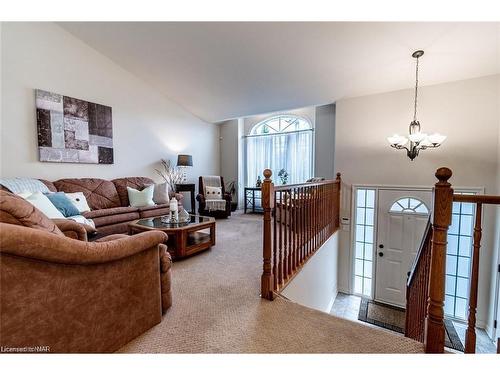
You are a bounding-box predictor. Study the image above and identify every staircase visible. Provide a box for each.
[405,167,500,353]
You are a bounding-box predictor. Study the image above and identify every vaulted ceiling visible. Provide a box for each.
[59,22,500,123]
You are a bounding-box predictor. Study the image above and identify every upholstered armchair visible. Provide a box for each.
[0,191,172,353]
[196,176,232,218]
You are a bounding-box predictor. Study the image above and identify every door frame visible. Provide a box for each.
[375,188,432,307]
[349,183,484,301]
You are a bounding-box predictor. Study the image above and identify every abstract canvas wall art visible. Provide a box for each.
[35,89,114,164]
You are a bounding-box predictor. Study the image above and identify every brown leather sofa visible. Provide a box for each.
[12,176,183,237]
[0,191,172,353]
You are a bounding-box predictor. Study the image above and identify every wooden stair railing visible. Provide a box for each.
[405,218,433,343]
[451,193,500,353]
[261,169,341,300]
[405,167,500,353]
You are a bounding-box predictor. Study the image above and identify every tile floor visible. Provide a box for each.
[330,292,497,354]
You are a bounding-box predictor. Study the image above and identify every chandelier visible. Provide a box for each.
[387,50,446,161]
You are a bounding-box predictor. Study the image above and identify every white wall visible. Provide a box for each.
[0,22,219,184]
[492,75,500,340]
[335,75,500,332]
[314,103,336,179]
[219,119,239,184]
[282,231,339,313]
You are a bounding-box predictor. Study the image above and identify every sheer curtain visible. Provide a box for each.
[246,130,313,186]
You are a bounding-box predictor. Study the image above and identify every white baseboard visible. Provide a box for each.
[326,285,339,312]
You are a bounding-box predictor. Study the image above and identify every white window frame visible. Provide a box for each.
[244,114,315,186]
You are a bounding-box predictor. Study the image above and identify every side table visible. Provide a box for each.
[244,187,263,214]
[175,183,196,214]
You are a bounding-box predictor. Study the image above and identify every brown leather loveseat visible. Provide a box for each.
[0,191,172,353]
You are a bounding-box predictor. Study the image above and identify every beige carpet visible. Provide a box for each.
[119,212,424,353]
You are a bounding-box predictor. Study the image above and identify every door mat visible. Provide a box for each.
[358,298,464,352]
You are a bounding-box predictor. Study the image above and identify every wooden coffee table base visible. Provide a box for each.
[128,215,216,259]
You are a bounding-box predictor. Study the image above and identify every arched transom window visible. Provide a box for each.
[246,115,313,185]
[389,197,429,214]
[250,115,311,135]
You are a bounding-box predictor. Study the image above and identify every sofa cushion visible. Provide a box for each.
[91,212,140,227]
[136,204,170,212]
[54,178,121,210]
[112,177,155,207]
[83,206,138,220]
[39,179,57,192]
[136,204,170,218]
[140,207,170,219]
[0,190,64,236]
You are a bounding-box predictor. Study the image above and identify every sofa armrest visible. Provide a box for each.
[52,219,89,241]
[223,192,232,202]
[158,244,172,313]
[93,233,172,314]
[0,223,167,265]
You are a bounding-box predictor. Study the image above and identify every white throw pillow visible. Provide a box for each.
[127,185,155,207]
[18,191,65,219]
[153,182,170,205]
[205,186,222,200]
[64,192,91,213]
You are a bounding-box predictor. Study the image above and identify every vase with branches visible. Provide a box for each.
[155,159,184,192]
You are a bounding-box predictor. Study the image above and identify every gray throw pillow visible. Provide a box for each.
[153,182,170,205]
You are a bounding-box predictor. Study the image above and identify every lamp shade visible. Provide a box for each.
[177,154,193,167]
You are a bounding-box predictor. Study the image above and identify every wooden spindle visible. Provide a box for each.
[273,191,278,290]
[281,191,288,282]
[278,191,283,287]
[465,202,482,353]
[261,169,274,300]
[425,167,453,353]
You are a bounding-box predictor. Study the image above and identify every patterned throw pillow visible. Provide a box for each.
[205,186,222,200]
[64,192,91,213]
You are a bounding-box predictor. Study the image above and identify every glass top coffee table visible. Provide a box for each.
[128,214,216,259]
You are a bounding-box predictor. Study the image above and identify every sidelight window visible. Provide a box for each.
[445,195,475,320]
[353,188,376,297]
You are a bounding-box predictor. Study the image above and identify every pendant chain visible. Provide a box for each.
[413,57,419,122]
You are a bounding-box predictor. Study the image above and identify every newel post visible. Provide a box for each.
[425,167,453,353]
[261,169,275,300]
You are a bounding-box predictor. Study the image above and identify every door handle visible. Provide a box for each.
[378,252,384,257]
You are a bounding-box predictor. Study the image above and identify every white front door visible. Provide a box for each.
[375,189,432,307]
